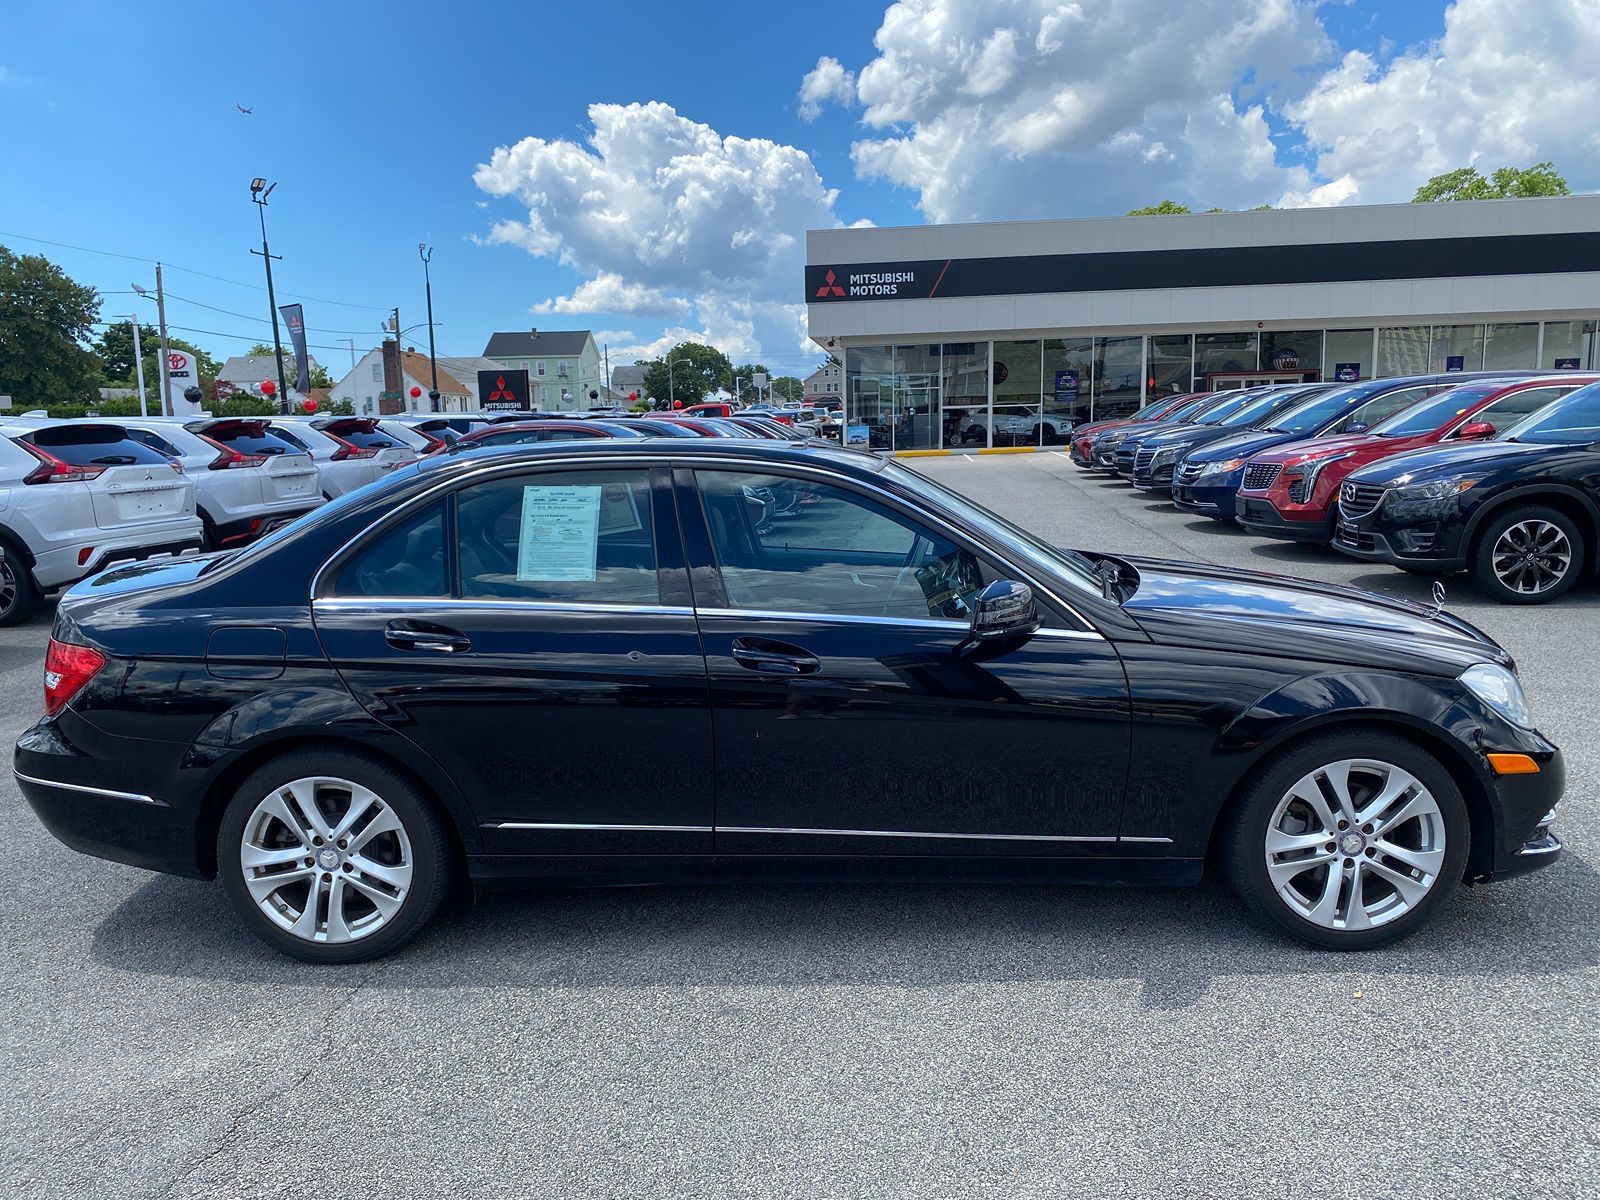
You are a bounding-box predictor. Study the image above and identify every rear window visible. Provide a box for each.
[125,428,184,457]
[205,424,304,456]
[24,425,171,466]
[269,427,314,451]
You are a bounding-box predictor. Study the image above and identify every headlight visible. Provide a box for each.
[1195,456,1247,477]
[1151,445,1179,465]
[1284,451,1358,499]
[1460,663,1534,729]
[1392,478,1476,502]
[1098,431,1130,449]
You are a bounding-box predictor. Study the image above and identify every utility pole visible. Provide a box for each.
[419,244,439,411]
[249,178,290,414]
[129,316,149,417]
[340,338,357,371]
[603,343,610,399]
[153,264,172,415]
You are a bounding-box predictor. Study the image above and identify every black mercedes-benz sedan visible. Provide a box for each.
[15,440,1564,961]
[1333,382,1600,603]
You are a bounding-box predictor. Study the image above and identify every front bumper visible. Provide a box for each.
[1482,748,1566,881]
[1236,496,1333,541]
[1130,462,1176,491]
[1172,478,1242,518]
[1330,516,1466,570]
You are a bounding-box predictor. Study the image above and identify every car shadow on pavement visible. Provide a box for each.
[91,853,1599,1011]
[1179,519,1251,536]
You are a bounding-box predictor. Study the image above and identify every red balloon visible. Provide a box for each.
[259,379,276,396]
[300,398,318,414]
[409,385,422,398]
[628,391,638,401]
[672,399,682,409]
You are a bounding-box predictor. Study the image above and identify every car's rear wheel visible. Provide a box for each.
[1469,505,1584,604]
[1225,731,1468,949]
[218,749,452,963]
[0,544,39,627]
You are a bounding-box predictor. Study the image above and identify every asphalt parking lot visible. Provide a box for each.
[2,452,1596,1199]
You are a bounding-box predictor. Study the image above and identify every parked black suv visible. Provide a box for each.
[1332,382,1600,603]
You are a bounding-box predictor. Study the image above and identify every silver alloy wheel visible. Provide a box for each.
[1490,519,1573,595]
[0,558,15,614]
[239,776,414,944]
[1263,758,1446,932]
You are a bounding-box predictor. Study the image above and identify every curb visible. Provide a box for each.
[891,445,1053,458]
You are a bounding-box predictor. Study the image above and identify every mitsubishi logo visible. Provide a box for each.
[815,269,845,298]
[487,375,516,402]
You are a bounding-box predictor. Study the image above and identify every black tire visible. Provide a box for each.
[1468,504,1585,605]
[200,514,220,553]
[1224,729,1469,950]
[0,542,39,627]
[218,747,453,963]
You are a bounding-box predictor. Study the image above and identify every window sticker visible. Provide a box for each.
[599,482,644,535]
[517,485,601,582]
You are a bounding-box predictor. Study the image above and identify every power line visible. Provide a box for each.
[156,289,385,335]
[0,227,390,311]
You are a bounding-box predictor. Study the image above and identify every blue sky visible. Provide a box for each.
[1,0,1592,379]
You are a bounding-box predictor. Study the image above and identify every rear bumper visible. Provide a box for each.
[211,504,318,547]
[1236,497,1333,542]
[32,521,205,591]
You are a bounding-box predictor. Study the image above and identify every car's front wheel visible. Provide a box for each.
[218,749,452,962]
[1225,730,1468,949]
[1469,504,1584,604]
[0,543,39,627]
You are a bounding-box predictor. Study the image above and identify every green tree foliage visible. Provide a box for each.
[1126,200,1191,216]
[1412,162,1569,202]
[94,324,220,391]
[730,362,770,401]
[771,376,805,404]
[641,341,732,405]
[0,246,103,407]
[309,364,334,389]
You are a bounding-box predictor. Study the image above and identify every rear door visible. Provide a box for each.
[23,425,192,530]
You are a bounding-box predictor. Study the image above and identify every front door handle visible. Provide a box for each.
[730,637,821,676]
[384,620,471,654]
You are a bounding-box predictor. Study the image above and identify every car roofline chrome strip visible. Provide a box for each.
[13,769,159,806]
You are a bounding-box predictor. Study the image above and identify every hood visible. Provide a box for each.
[1143,423,1265,454]
[1244,433,1379,466]
[1181,429,1304,464]
[1345,440,1555,486]
[1119,556,1508,675]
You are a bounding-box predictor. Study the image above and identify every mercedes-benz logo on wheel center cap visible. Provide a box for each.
[1340,832,1364,856]
[317,847,339,871]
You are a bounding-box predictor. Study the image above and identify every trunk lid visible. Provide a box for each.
[89,462,191,530]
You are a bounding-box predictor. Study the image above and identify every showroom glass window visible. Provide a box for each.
[335,501,449,598]
[1093,336,1143,419]
[454,470,659,605]
[1260,330,1323,379]
[1148,335,1193,399]
[844,345,895,450]
[1376,327,1431,376]
[992,339,1042,449]
[941,342,990,448]
[697,470,990,621]
[1325,329,1374,381]
[1541,319,1598,370]
[1043,337,1094,431]
[1431,324,1485,373]
[1194,331,1257,386]
[1484,323,1539,370]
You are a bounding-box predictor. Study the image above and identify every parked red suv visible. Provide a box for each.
[1068,393,1205,466]
[1234,375,1598,542]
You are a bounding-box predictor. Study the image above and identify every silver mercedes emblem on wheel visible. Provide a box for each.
[1339,832,1365,856]
[316,847,340,871]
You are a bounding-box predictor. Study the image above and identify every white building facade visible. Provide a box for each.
[805,196,1600,451]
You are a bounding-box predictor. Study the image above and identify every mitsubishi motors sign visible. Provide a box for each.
[478,368,530,412]
[807,262,945,302]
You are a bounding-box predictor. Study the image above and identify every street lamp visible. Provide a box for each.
[418,244,439,409]
[249,178,290,413]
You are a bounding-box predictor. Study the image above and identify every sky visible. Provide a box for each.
[2,0,1596,384]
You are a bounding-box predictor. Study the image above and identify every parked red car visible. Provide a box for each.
[681,401,738,418]
[1068,393,1205,466]
[1235,374,1599,542]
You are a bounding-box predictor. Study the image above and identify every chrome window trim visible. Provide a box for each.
[313,596,693,617]
[718,825,1117,844]
[1118,836,1176,845]
[694,607,1103,639]
[14,769,158,806]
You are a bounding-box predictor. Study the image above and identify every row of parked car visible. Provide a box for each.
[0,407,832,626]
[1068,371,1600,604]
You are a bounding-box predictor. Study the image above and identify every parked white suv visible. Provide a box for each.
[0,419,203,625]
[268,416,417,498]
[122,417,321,549]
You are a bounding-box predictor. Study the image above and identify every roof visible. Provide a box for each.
[436,355,503,383]
[482,330,595,359]
[416,436,865,477]
[398,351,468,396]
[610,364,647,391]
[215,353,323,387]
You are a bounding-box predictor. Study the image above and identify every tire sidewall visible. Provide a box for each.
[1229,731,1470,950]
[218,749,450,963]
[1470,504,1585,605]
[0,543,39,627]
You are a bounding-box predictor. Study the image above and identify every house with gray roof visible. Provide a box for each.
[482,329,602,410]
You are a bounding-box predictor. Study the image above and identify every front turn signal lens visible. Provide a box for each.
[1487,753,1541,776]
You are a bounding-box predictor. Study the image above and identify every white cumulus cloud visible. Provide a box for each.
[798,56,858,121]
[532,273,691,318]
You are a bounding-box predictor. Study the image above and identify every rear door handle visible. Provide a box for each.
[730,638,821,676]
[384,620,471,654]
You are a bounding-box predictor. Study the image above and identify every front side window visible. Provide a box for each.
[1325,386,1441,435]
[698,470,989,621]
[335,501,448,598]
[456,469,658,604]
[1505,384,1600,445]
[1465,386,1574,434]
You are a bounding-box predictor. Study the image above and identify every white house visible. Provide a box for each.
[331,348,472,415]
[803,360,842,404]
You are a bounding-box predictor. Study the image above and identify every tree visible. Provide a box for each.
[1127,200,1191,216]
[94,324,220,392]
[771,376,805,404]
[641,341,732,405]
[310,364,334,389]
[1412,161,1569,202]
[730,362,770,402]
[0,246,103,407]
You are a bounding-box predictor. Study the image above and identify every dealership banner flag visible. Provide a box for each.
[279,303,311,393]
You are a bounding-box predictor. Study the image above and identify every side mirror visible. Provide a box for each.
[1344,422,1369,435]
[966,579,1040,645]
[1458,420,1496,440]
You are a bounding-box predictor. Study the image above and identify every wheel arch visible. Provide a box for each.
[1203,711,1498,882]
[1463,486,1600,578]
[193,730,480,878]
[0,520,39,569]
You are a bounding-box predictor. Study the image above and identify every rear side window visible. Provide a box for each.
[25,425,170,466]
[270,427,313,452]
[335,502,448,598]
[125,428,183,457]
[1326,385,1442,434]
[324,423,401,450]
[206,424,304,456]
[1467,386,1574,431]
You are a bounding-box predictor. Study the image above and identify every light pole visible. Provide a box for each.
[418,244,439,410]
[128,316,148,416]
[249,178,290,414]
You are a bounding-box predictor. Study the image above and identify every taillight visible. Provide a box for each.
[17,440,107,484]
[328,434,377,461]
[199,434,267,470]
[416,431,447,454]
[43,638,106,717]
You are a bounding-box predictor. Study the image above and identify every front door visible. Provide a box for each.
[678,467,1130,856]
[312,464,714,856]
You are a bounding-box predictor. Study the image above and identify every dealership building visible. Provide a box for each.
[804,195,1600,451]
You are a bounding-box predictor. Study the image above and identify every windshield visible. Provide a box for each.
[1264,381,1390,435]
[1369,384,1499,437]
[1504,383,1600,445]
[1220,389,1309,428]
[880,460,1102,598]
[1193,390,1268,425]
